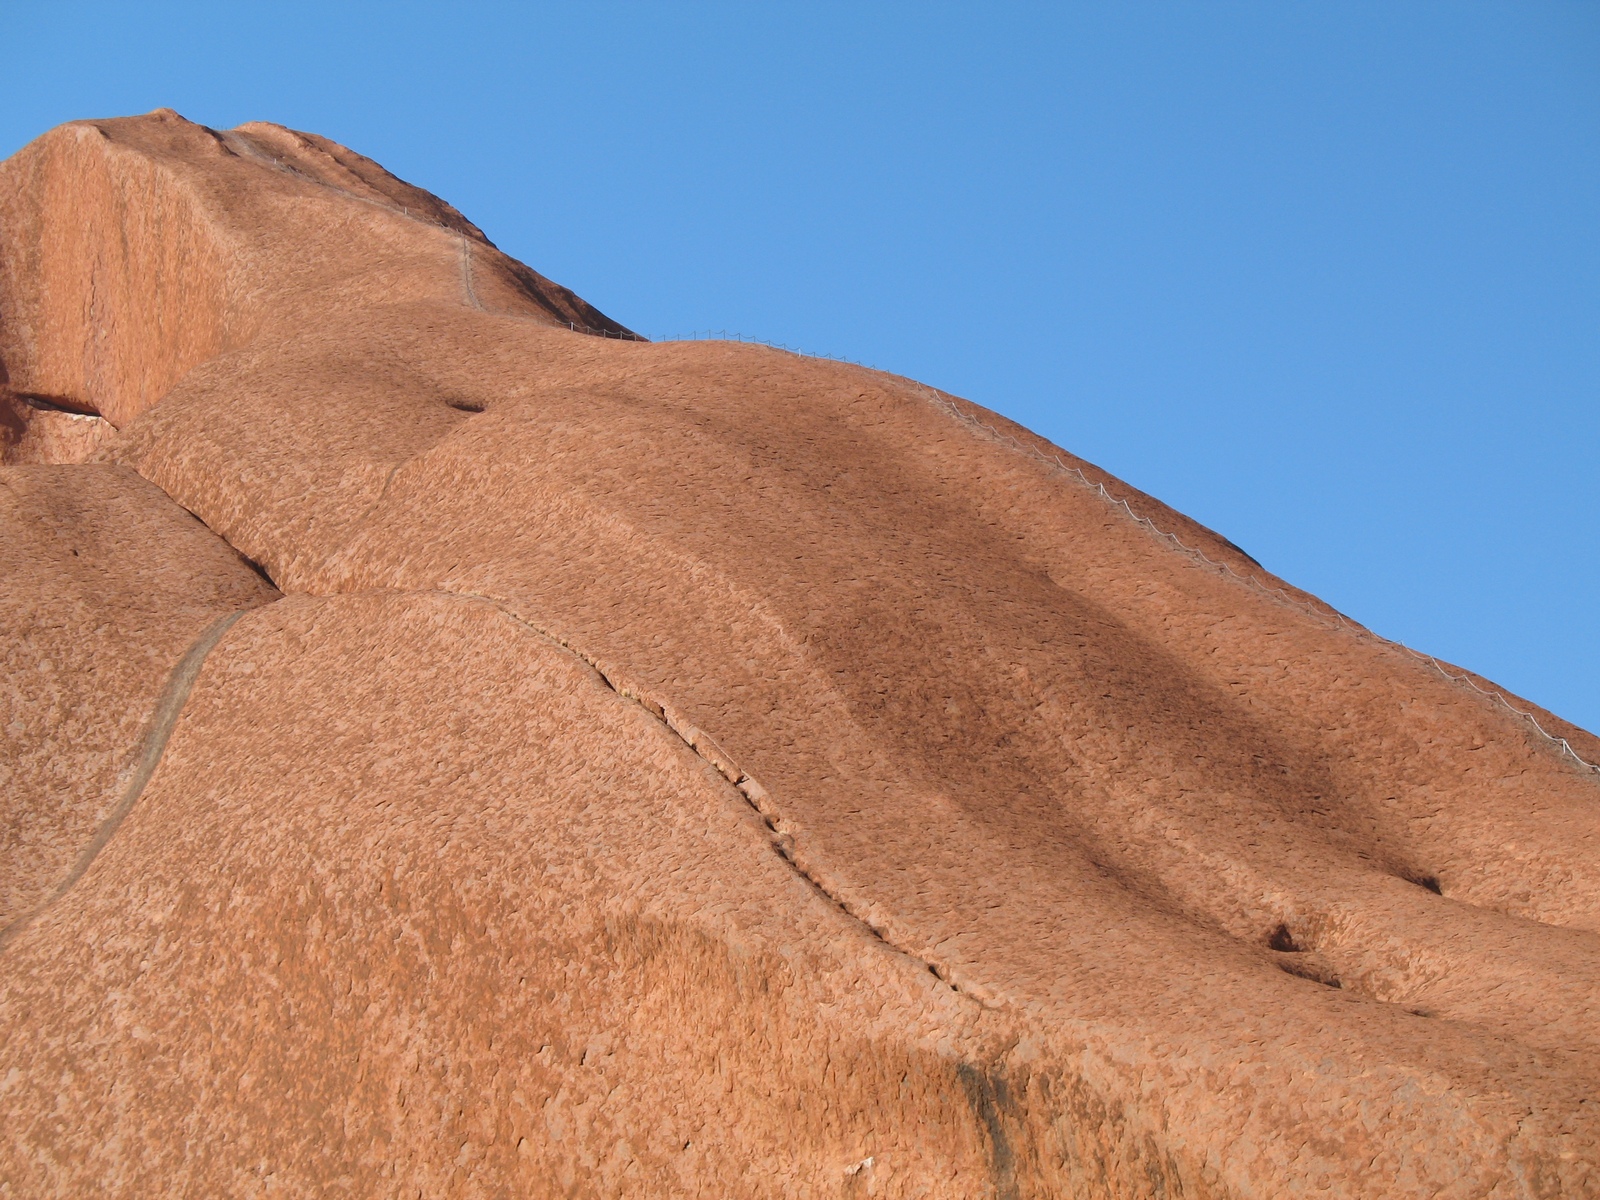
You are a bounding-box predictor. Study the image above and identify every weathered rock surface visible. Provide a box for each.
[0,462,277,932]
[1,110,1596,1198]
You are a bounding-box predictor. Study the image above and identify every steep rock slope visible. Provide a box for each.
[1,110,1596,1199]
[0,463,277,931]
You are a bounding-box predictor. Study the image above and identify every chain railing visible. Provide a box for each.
[566,322,649,341]
[629,328,1599,776]
[915,383,1599,775]
[652,330,874,367]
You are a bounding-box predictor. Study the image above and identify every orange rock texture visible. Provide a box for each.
[2,110,1597,1198]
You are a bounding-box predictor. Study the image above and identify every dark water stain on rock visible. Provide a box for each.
[957,1062,1021,1200]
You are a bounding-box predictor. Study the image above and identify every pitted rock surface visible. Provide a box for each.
[1,110,1596,1199]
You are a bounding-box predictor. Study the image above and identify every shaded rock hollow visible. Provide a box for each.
[1,110,1597,1199]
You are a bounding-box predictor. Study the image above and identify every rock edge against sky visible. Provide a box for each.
[1,110,1597,1198]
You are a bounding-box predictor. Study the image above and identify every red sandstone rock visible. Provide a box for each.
[1,110,1596,1198]
[1,390,116,464]
[0,463,276,933]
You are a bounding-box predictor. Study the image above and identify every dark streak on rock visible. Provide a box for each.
[957,1062,1021,1200]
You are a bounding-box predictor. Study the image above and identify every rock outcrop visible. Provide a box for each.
[2,110,1597,1199]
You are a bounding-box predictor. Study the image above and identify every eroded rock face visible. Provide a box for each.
[0,463,277,932]
[1,390,117,464]
[1,110,1596,1199]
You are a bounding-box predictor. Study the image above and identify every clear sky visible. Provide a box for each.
[7,2,1597,733]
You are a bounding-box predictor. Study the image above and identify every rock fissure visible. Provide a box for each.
[434,587,984,1007]
[11,391,101,417]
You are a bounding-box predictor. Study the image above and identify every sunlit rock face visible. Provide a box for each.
[1,109,1597,1199]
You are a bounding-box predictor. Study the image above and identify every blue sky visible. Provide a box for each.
[7,2,1597,732]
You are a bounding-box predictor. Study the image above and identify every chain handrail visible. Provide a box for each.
[637,330,1598,776]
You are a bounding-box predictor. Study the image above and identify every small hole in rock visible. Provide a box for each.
[1408,874,1443,895]
[445,398,487,413]
[1268,924,1300,953]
